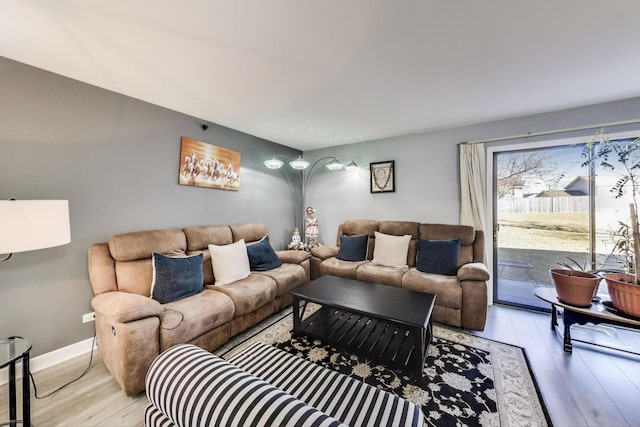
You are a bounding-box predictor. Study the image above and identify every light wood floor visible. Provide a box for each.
[1,305,639,426]
[471,305,640,427]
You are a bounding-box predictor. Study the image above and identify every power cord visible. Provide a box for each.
[10,333,97,399]
[13,309,182,398]
[31,333,97,399]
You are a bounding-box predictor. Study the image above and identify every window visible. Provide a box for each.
[489,131,639,309]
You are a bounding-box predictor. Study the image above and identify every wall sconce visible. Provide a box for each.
[0,200,71,261]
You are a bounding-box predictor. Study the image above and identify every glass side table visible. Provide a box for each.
[1,338,31,427]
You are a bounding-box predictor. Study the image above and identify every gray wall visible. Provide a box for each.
[0,57,301,356]
[304,97,640,247]
[4,52,640,357]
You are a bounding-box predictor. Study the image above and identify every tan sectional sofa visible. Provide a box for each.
[310,220,489,331]
[88,222,310,396]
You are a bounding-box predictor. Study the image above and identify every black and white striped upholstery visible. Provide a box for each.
[229,343,424,427]
[145,344,346,427]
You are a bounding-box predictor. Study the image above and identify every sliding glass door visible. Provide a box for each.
[492,132,638,309]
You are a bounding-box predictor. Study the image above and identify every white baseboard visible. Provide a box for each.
[0,337,97,386]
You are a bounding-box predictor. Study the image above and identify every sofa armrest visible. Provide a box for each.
[310,246,339,260]
[275,249,310,264]
[91,291,163,323]
[457,262,490,282]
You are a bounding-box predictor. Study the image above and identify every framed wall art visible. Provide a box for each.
[370,160,395,193]
[178,137,241,191]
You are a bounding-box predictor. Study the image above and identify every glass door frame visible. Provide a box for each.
[485,129,640,308]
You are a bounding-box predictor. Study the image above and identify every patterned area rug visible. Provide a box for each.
[216,307,550,427]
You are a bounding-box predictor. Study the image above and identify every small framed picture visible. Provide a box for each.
[370,160,395,193]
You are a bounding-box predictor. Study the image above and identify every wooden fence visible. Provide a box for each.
[498,196,588,214]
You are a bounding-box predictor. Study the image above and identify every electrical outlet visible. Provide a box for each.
[82,312,95,323]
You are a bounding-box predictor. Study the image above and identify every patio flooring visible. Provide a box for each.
[496,247,616,309]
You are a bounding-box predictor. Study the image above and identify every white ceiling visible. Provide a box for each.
[3,1,640,151]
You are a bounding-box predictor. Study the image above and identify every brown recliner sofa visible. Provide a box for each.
[88,223,310,396]
[310,220,489,331]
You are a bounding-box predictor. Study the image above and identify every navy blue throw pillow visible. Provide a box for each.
[151,253,204,304]
[416,238,460,276]
[337,234,369,262]
[246,236,282,271]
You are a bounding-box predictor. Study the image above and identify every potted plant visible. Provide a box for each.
[582,130,640,317]
[550,257,602,307]
[549,267,601,307]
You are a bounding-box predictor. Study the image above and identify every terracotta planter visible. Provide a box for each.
[603,273,640,317]
[549,268,601,307]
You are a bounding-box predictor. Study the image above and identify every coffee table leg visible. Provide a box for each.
[419,328,426,371]
[292,295,301,336]
[551,303,558,330]
[415,324,430,387]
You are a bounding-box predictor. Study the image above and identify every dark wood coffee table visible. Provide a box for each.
[291,275,436,385]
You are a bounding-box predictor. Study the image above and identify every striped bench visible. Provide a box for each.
[145,343,424,427]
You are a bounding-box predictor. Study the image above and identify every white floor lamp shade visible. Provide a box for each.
[0,200,71,255]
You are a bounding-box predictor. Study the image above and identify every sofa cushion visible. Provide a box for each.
[355,262,408,288]
[338,220,379,259]
[416,238,460,276]
[150,253,204,304]
[209,240,251,285]
[379,221,420,267]
[230,222,270,244]
[160,289,235,350]
[372,232,411,267]
[402,269,462,308]
[336,234,369,261]
[419,223,476,265]
[318,257,369,279]
[183,225,233,250]
[114,258,153,296]
[276,250,311,264]
[340,219,380,238]
[211,274,278,315]
[109,229,188,296]
[108,229,187,262]
[255,263,307,296]
[246,236,282,271]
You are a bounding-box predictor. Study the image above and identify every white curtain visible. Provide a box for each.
[459,143,487,231]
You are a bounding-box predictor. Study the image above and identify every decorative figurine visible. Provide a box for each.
[288,227,307,251]
[305,206,320,248]
[292,227,301,244]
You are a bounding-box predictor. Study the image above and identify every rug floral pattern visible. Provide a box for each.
[217,308,548,427]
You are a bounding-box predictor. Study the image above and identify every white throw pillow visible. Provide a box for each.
[372,231,411,268]
[208,239,251,285]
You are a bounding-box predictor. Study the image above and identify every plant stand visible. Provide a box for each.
[535,288,640,354]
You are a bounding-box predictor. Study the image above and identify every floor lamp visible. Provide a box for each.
[0,199,70,426]
[0,199,71,261]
